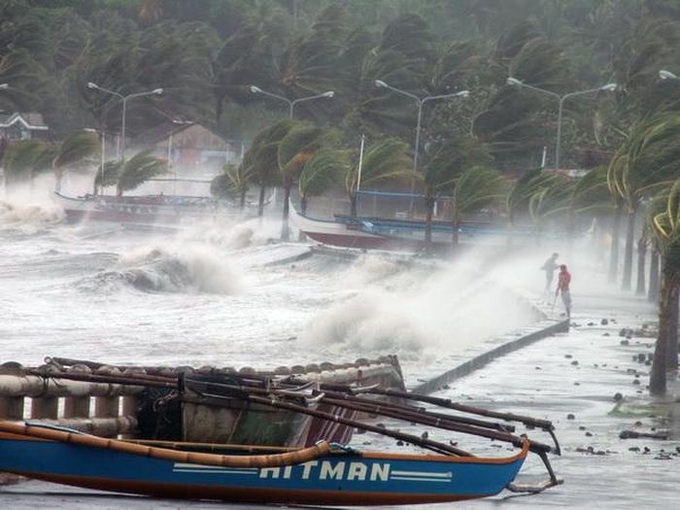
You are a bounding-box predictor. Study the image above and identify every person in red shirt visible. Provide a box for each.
[556,264,572,317]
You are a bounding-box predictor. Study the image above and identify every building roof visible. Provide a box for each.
[132,121,196,146]
[0,112,49,130]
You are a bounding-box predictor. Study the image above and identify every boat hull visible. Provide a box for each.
[0,425,528,506]
[53,191,241,228]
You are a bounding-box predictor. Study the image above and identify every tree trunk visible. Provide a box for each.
[608,207,622,283]
[621,209,635,291]
[635,236,647,296]
[258,182,266,217]
[452,217,460,246]
[667,283,679,371]
[650,267,672,396]
[350,193,357,218]
[648,248,660,303]
[300,195,308,216]
[281,179,292,241]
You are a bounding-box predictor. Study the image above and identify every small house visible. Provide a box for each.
[0,112,50,141]
[132,122,243,179]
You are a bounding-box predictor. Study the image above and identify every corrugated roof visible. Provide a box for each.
[0,112,49,130]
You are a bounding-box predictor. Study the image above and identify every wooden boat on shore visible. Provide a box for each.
[53,177,272,228]
[0,369,563,506]
[0,419,537,505]
[0,355,406,447]
[53,190,238,228]
[290,202,536,253]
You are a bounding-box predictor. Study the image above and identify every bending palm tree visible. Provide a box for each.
[648,180,680,395]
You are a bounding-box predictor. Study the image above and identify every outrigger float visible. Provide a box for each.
[0,356,562,505]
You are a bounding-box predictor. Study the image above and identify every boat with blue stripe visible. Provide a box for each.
[0,420,539,505]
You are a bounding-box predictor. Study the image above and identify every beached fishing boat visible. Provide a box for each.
[0,355,406,447]
[0,373,562,506]
[0,419,537,505]
[53,190,245,228]
[53,176,273,228]
[290,203,516,253]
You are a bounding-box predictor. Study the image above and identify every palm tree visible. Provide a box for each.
[344,137,414,218]
[210,163,253,209]
[298,148,348,216]
[115,150,168,196]
[648,180,680,395]
[448,166,508,245]
[423,137,493,246]
[278,125,328,240]
[569,166,617,264]
[53,131,101,187]
[608,114,680,290]
[506,168,572,245]
[1,139,48,190]
[241,119,298,217]
[93,160,124,196]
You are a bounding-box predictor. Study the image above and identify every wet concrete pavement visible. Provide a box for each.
[2,280,679,509]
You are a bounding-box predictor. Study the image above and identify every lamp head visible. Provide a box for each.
[250,85,262,94]
[87,82,98,89]
[457,90,470,98]
[506,77,523,86]
[659,70,678,80]
[600,83,617,92]
[322,91,334,98]
[0,83,8,90]
[152,88,163,95]
[374,80,388,88]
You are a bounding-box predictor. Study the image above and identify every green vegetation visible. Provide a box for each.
[2,0,680,394]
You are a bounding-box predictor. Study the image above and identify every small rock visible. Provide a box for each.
[613,392,623,402]
[567,413,576,420]
[601,318,609,325]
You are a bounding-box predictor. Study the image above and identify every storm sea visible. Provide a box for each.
[1,182,678,509]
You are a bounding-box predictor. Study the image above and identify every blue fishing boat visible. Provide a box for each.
[0,420,536,506]
[0,363,563,505]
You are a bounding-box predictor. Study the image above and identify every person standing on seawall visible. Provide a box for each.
[541,252,559,293]
[556,264,572,318]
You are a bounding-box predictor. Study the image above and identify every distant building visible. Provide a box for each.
[132,122,243,179]
[0,112,50,141]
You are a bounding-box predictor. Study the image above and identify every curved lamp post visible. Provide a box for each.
[507,77,617,169]
[249,86,334,118]
[374,80,469,173]
[87,82,163,161]
[660,69,680,81]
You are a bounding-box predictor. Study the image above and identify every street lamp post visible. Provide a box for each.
[659,69,679,81]
[249,86,334,118]
[374,80,469,173]
[507,77,617,169]
[87,82,163,161]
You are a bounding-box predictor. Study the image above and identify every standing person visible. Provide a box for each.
[541,252,559,293]
[556,264,572,317]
